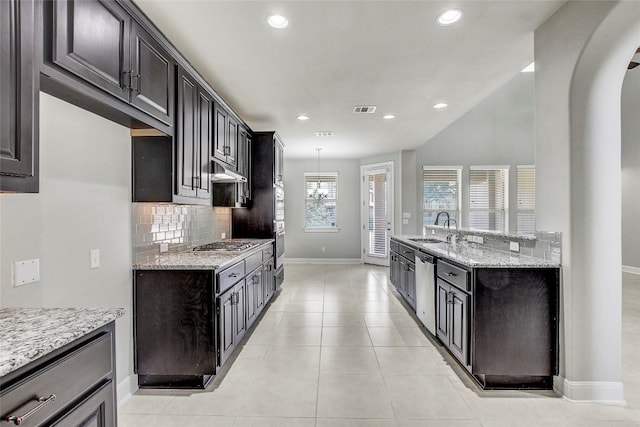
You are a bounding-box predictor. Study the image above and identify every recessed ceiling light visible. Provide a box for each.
[437,9,463,26]
[297,114,310,121]
[267,14,289,29]
[433,103,448,110]
[521,62,535,73]
[383,114,395,120]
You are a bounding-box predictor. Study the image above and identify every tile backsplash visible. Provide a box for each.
[424,225,562,264]
[132,203,231,264]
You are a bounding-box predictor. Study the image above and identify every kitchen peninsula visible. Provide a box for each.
[132,239,275,388]
[391,229,560,390]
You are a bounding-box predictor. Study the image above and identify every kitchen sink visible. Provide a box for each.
[409,238,444,244]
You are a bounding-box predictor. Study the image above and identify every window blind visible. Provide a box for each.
[304,173,338,229]
[469,167,508,232]
[422,167,461,227]
[516,165,536,234]
[367,170,389,257]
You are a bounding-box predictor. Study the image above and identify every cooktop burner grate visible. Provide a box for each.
[193,241,259,252]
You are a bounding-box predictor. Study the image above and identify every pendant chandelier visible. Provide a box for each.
[308,148,328,200]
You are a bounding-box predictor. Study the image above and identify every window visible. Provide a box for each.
[422,167,462,227]
[304,172,338,231]
[469,167,509,232]
[516,165,536,234]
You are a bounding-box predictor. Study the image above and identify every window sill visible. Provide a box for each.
[304,227,340,233]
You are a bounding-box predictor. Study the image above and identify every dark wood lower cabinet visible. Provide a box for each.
[0,324,117,427]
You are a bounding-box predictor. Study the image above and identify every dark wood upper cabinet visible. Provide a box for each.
[0,0,39,192]
[49,0,174,126]
[175,66,211,203]
[52,0,131,103]
[130,22,174,124]
[226,115,238,169]
[213,103,227,162]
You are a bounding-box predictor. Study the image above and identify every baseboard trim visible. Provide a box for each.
[622,265,640,275]
[554,376,626,405]
[285,258,363,265]
[117,374,138,407]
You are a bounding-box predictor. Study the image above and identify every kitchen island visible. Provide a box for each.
[391,233,560,390]
[0,307,124,426]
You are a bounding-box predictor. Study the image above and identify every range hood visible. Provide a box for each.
[211,161,247,183]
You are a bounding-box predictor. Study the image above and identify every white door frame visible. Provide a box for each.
[361,162,394,266]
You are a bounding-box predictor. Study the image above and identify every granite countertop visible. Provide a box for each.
[0,307,125,377]
[133,239,274,270]
[393,235,560,268]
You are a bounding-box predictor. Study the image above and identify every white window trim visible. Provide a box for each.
[468,166,510,233]
[422,166,463,229]
[304,171,339,233]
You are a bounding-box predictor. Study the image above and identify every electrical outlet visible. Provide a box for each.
[431,229,436,235]
[509,241,520,252]
[90,249,100,269]
[160,243,169,253]
[321,246,326,253]
[221,232,226,240]
[477,236,484,244]
[13,259,40,287]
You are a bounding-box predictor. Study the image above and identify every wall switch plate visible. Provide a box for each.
[402,218,409,225]
[160,243,169,253]
[402,212,411,219]
[510,241,520,252]
[13,259,40,287]
[221,232,226,240]
[90,249,100,269]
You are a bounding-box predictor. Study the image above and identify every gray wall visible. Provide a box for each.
[622,67,640,269]
[284,158,361,260]
[0,93,133,393]
[414,73,536,233]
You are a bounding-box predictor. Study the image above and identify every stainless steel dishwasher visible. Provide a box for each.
[415,251,436,335]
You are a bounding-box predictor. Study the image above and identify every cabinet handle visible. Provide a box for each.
[228,273,239,278]
[447,291,454,305]
[6,394,56,425]
[192,176,201,188]
[224,145,231,156]
[446,272,457,277]
[131,74,141,92]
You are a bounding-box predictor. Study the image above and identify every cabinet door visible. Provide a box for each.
[436,280,450,344]
[213,103,227,162]
[405,261,416,309]
[449,286,469,365]
[389,253,399,287]
[218,289,235,367]
[52,0,130,102]
[398,257,407,296]
[233,280,247,344]
[253,267,264,314]
[263,261,274,303]
[1,0,38,192]
[130,22,174,125]
[196,87,212,199]
[246,274,257,328]
[50,381,115,427]
[227,116,238,169]
[176,68,198,199]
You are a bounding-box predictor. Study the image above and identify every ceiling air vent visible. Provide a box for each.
[316,131,334,137]
[353,105,377,114]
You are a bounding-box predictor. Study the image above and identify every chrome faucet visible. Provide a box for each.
[434,211,450,225]
[443,218,458,243]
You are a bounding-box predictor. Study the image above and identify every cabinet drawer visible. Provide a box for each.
[245,251,263,274]
[0,332,113,427]
[398,244,415,262]
[390,240,399,253]
[262,244,274,260]
[217,261,245,294]
[437,260,469,292]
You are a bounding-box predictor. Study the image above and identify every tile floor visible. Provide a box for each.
[120,264,640,426]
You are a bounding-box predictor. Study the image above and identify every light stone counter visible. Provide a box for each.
[393,235,560,268]
[0,307,125,377]
[132,239,273,270]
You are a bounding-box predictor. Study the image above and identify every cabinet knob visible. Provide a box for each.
[6,394,56,425]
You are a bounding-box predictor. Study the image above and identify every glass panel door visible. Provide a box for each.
[362,163,393,266]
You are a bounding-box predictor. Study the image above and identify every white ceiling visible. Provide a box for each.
[135,1,566,159]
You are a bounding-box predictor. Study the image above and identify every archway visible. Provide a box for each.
[535,1,640,403]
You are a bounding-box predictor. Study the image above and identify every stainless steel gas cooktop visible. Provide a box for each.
[193,240,260,252]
